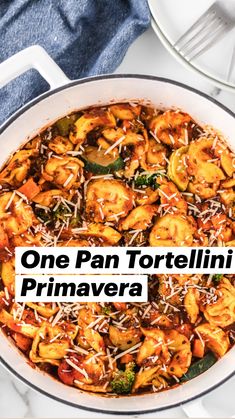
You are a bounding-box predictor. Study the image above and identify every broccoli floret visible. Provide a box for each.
[53,204,81,227]
[111,362,135,394]
[53,204,69,222]
[35,202,81,228]
[134,173,160,190]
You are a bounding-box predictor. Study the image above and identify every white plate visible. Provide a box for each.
[148,0,235,92]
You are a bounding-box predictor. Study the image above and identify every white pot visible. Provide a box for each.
[0,46,234,416]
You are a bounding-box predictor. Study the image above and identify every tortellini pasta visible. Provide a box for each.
[0,102,234,397]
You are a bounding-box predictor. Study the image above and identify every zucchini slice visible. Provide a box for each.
[221,152,234,177]
[168,146,189,191]
[181,352,217,382]
[55,114,79,136]
[82,146,124,174]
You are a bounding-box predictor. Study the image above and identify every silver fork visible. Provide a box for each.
[174,1,235,61]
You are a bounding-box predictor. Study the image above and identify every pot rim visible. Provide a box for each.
[0,73,234,414]
[1,74,235,136]
[1,351,234,415]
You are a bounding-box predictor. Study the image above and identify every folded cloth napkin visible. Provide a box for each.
[0,0,150,125]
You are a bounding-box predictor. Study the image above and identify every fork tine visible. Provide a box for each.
[188,24,232,61]
[184,22,225,57]
[182,20,224,56]
[174,6,214,48]
[174,1,235,62]
[186,25,224,59]
[178,16,220,55]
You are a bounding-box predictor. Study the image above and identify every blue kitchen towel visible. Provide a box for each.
[0,0,150,125]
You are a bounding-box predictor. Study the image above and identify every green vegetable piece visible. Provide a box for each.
[102,306,111,315]
[53,204,69,222]
[70,214,82,228]
[212,274,223,283]
[82,146,124,174]
[53,203,81,227]
[168,146,189,191]
[181,352,217,382]
[135,173,160,190]
[35,208,51,223]
[111,362,135,394]
[55,114,78,136]
[35,202,80,228]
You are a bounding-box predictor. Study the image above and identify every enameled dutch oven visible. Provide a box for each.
[0,46,234,416]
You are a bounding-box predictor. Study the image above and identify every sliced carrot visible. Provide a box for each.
[197,217,212,231]
[176,323,193,339]
[211,213,227,230]
[122,120,131,130]
[120,353,134,364]
[113,302,127,311]
[193,338,205,358]
[13,332,32,352]
[18,177,40,200]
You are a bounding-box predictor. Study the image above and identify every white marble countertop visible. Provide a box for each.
[0,26,235,418]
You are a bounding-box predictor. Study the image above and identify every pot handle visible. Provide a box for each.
[182,399,212,418]
[0,45,70,90]
[183,398,235,418]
